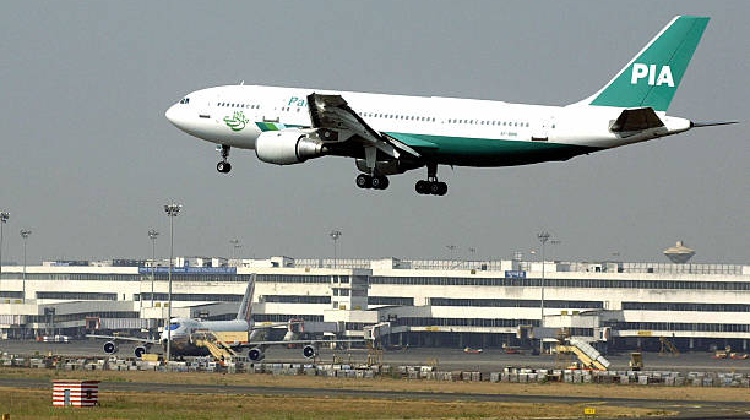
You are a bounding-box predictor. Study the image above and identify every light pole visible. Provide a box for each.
[330,230,342,268]
[537,231,550,355]
[148,229,159,308]
[229,238,241,261]
[163,202,182,363]
[21,229,31,304]
[446,245,458,267]
[468,247,477,267]
[0,212,8,292]
[537,232,550,327]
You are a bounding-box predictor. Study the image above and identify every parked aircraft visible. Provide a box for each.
[88,274,352,360]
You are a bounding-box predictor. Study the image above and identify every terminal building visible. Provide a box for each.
[0,255,749,353]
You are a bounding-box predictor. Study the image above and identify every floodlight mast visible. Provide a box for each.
[0,212,8,293]
[148,229,159,308]
[21,229,32,304]
[229,238,241,261]
[330,230,342,268]
[163,203,182,363]
[537,231,550,329]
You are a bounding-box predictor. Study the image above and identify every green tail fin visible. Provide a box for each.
[579,16,709,112]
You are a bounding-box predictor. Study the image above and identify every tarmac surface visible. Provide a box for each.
[3,339,750,374]
[2,339,750,419]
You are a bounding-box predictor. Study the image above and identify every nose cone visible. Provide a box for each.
[165,104,194,135]
[165,104,180,127]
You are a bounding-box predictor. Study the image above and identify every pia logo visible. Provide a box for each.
[630,63,674,87]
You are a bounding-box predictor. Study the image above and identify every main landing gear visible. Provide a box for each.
[356,174,389,190]
[217,144,231,174]
[415,163,447,196]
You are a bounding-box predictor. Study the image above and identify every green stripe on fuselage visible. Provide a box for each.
[387,132,600,166]
[256,121,283,131]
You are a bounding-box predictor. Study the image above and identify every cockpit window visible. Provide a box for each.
[178,98,190,105]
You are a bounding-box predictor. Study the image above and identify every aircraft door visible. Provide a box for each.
[199,94,217,122]
[532,116,555,142]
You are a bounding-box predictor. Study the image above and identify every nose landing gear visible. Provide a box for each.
[217,144,232,174]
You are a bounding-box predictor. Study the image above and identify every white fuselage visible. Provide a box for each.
[162,317,252,343]
[165,84,692,159]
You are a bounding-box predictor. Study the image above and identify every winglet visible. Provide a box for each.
[576,16,710,112]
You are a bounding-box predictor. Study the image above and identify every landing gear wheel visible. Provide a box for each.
[436,181,447,196]
[217,162,232,173]
[217,144,231,174]
[415,163,447,196]
[415,180,447,196]
[371,175,389,190]
[356,174,372,189]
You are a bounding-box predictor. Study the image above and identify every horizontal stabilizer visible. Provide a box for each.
[610,107,664,132]
[690,121,738,128]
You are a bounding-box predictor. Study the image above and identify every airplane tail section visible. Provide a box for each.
[236,273,255,323]
[576,16,709,112]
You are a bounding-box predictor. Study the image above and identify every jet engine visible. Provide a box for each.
[248,347,265,361]
[134,345,147,358]
[303,345,316,359]
[103,341,118,354]
[255,131,323,165]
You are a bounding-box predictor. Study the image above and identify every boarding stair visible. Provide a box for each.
[193,333,237,364]
[659,337,680,355]
[556,337,610,371]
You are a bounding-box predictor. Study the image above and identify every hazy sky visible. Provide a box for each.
[0,1,747,265]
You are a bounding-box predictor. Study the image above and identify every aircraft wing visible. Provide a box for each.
[230,338,362,349]
[306,93,421,160]
[610,107,665,132]
[86,334,159,344]
[251,322,289,329]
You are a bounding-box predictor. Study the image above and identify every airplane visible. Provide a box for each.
[88,274,288,358]
[88,274,353,360]
[165,16,734,196]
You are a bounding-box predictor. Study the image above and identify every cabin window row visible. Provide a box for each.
[448,119,529,128]
[217,103,261,110]
[357,111,437,122]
